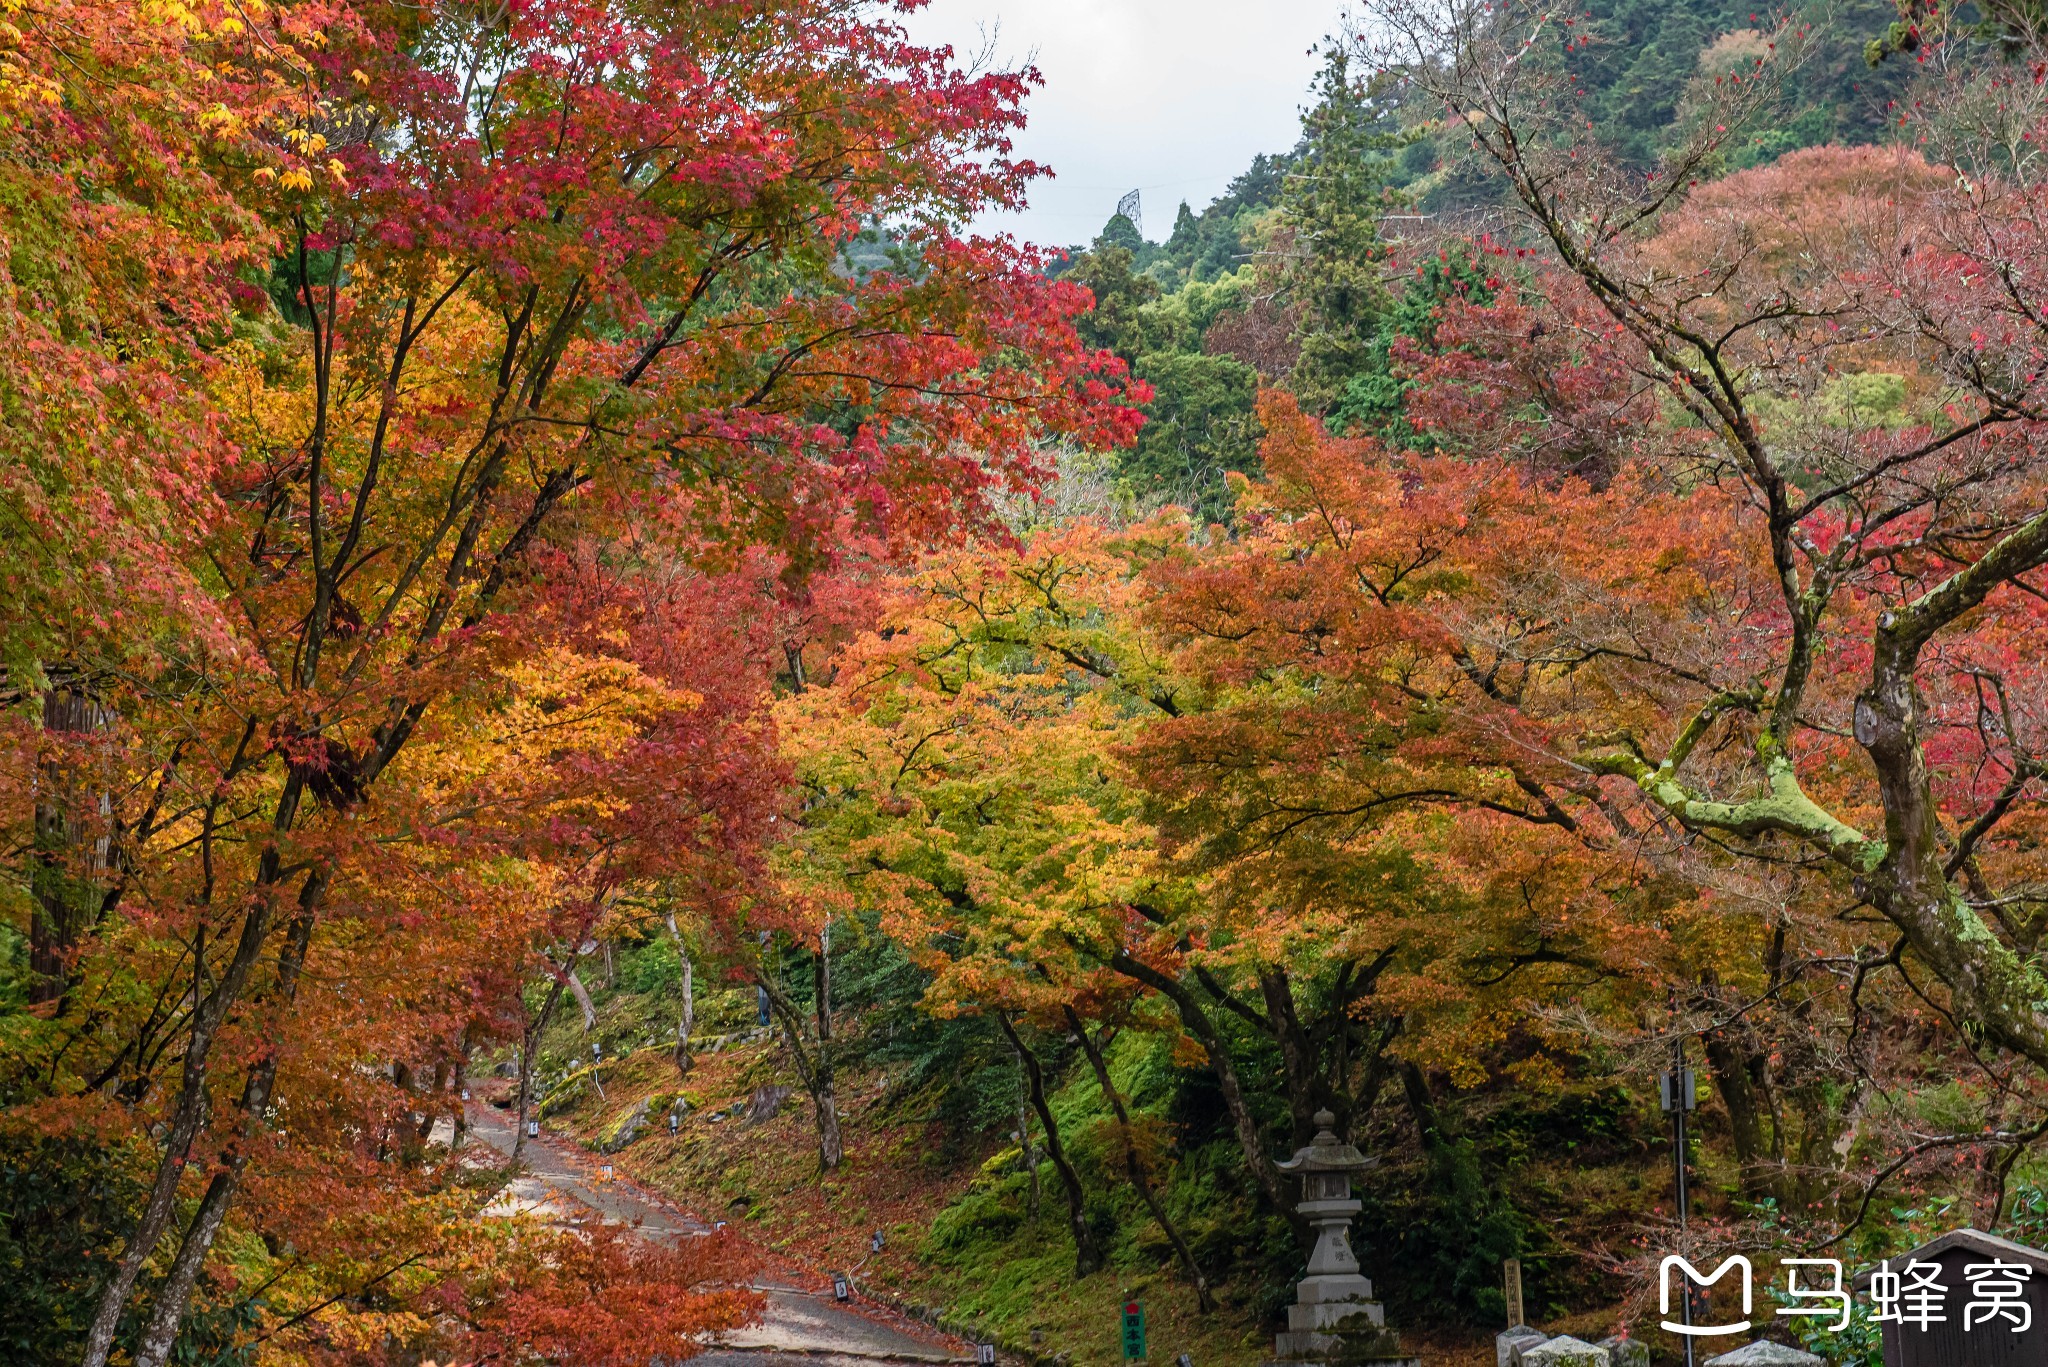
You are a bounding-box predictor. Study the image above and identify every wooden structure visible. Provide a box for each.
[1853,1227,2048,1367]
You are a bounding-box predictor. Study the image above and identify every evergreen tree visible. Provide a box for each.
[1064,235,1161,361]
[1330,242,1496,444]
[1164,154,1291,282]
[1281,48,1397,413]
[1166,201,1199,259]
[1097,212,1146,257]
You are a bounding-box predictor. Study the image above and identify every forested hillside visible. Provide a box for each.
[14,0,2048,1363]
[1053,0,1919,520]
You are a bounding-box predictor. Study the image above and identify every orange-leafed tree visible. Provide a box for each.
[0,0,1141,1359]
[1135,134,2048,1226]
[1354,0,2048,1205]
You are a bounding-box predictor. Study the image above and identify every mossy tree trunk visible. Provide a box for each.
[998,1011,1102,1278]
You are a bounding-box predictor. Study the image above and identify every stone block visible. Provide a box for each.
[1520,1336,1610,1367]
[595,1098,651,1153]
[745,1083,792,1123]
[1297,1273,1377,1304]
[1497,1326,1548,1367]
[1595,1336,1648,1367]
[1270,1319,1412,1365]
[1701,1343,1823,1367]
[1289,1299,1386,1331]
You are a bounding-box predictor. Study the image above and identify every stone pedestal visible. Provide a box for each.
[1496,1327,1547,1367]
[1700,1344,1822,1367]
[1595,1335,1648,1367]
[1265,1112,1418,1367]
[1520,1339,1606,1367]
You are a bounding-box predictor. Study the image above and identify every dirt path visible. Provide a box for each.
[465,1101,972,1364]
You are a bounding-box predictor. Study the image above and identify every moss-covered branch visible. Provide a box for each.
[1584,731,1885,873]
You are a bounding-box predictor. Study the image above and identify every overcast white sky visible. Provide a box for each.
[898,0,1343,248]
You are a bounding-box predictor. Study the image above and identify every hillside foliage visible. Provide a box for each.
[15,0,2048,1362]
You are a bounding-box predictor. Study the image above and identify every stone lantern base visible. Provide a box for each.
[1266,1280,1419,1367]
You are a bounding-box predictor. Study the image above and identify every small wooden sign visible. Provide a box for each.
[1505,1258,1525,1327]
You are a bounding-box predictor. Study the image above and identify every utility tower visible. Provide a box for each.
[1116,188,1142,239]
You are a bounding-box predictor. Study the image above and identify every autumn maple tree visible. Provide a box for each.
[1128,0,2048,1221]
[0,0,1139,1357]
[773,522,1181,1257]
[1359,0,2048,1102]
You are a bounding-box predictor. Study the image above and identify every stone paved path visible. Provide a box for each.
[465,1100,970,1364]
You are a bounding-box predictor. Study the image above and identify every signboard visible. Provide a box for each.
[526,1119,540,1138]
[1121,1300,1146,1361]
[976,1344,996,1365]
[832,1274,850,1302]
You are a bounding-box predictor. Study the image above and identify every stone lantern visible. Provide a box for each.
[1268,1110,1419,1367]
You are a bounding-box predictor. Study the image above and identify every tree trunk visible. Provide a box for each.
[80,790,315,1367]
[564,962,597,1032]
[516,971,569,1163]
[30,683,109,1006]
[756,938,842,1172]
[1700,1019,1777,1202]
[1018,1093,1041,1220]
[130,906,317,1367]
[1859,618,2048,1067]
[1259,968,1335,1150]
[999,1012,1102,1278]
[1065,1008,1213,1310]
[1400,1062,1449,1155]
[1110,951,1291,1218]
[813,924,842,1168]
[662,912,695,1077]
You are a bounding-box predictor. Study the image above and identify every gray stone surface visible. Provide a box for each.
[1596,1336,1648,1367]
[1521,1336,1611,1367]
[596,1098,651,1153]
[746,1084,793,1123]
[1270,1113,1405,1366]
[1702,1343,1823,1367]
[1498,1326,1548,1367]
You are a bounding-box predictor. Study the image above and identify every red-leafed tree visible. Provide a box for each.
[0,0,1140,1359]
